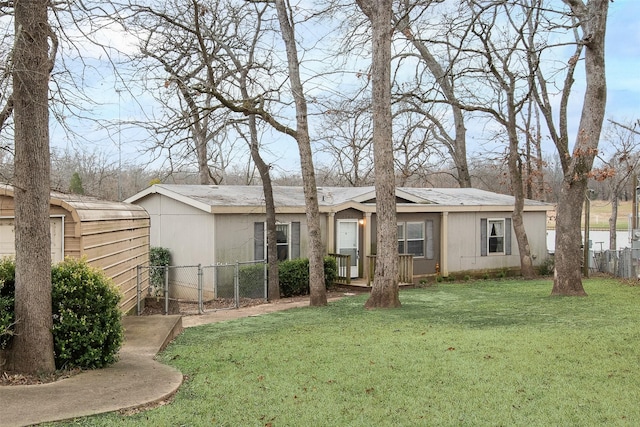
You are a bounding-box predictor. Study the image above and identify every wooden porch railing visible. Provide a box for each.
[367,254,414,286]
[328,253,351,285]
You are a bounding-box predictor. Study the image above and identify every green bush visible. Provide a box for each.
[0,258,16,349]
[278,257,338,298]
[239,263,266,299]
[149,247,171,295]
[0,258,123,369]
[279,258,310,297]
[323,256,338,289]
[51,258,124,369]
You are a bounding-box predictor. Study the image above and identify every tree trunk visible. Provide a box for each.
[552,180,588,295]
[609,193,617,251]
[275,0,326,306]
[9,0,56,374]
[247,114,280,300]
[358,0,401,309]
[507,114,534,278]
[552,0,609,296]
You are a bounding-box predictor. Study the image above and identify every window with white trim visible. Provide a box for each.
[254,221,301,261]
[397,221,425,257]
[276,223,290,261]
[480,218,511,256]
[488,219,504,254]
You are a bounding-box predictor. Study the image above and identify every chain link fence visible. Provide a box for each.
[136,260,267,315]
[592,248,640,279]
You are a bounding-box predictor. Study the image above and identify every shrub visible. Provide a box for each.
[51,258,124,369]
[538,256,555,276]
[0,258,123,369]
[149,247,171,295]
[323,256,338,289]
[239,263,266,299]
[279,257,338,297]
[279,258,309,297]
[0,258,15,349]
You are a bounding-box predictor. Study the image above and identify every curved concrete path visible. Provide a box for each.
[1,315,184,427]
[1,295,349,426]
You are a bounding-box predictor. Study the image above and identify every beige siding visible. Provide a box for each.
[136,195,214,267]
[80,218,150,314]
[446,211,548,274]
[213,213,318,264]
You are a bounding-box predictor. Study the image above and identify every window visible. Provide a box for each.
[488,219,504,253]
[254,222,301,261]
[397,221,425,257]
[276,223,290,261]
[480,218,511,256]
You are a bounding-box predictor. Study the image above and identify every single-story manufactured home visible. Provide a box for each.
[0,184,150,313]
[125,184,552,282]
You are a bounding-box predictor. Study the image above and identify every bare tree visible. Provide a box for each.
[356,0,401,309]
[125,0,327,305]
[394,0,473,188]
[531,0,610,295]
[317,99,374,187]
[600,120,640,250]
[122,0,251,184]
[274,0,326,306]
[521,99,546,200]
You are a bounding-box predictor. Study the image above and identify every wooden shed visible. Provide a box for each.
[0,184,150,314]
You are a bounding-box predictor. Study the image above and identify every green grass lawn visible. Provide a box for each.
[55,278,640,426]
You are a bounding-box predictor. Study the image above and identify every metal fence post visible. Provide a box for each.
[164,265,169,315]
[263,259,268,300]
[234,262,240,308]
[198,264,203,314]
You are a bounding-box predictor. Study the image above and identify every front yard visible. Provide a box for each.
[54,278,640,426]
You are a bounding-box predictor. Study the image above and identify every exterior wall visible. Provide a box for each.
[397,212,441,276]
[80,217,150,314]
[445,210,548,274]
[136,194,214,267]
[213,212,319,264]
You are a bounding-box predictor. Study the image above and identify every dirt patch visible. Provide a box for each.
[1,367,82,386]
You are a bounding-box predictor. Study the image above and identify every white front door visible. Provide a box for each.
[337,220,359,278]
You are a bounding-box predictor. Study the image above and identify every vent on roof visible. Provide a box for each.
[208,185,219,189]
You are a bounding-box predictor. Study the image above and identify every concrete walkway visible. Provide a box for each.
[1,296,341,426]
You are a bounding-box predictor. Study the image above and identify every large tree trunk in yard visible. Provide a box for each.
[275,0,326,306]
[552,0,608,296]
[553,180,588,295]
[357,0,401,309]
[9,0,56,373]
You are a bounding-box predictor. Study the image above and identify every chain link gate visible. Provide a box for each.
[137,261,267,315]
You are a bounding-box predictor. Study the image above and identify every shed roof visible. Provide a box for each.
[125,184,553,213]
[0,184,148,221]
